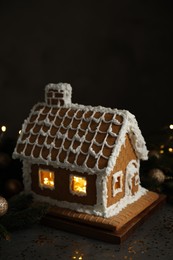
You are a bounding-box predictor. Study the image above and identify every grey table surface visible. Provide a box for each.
[0,202,172,260]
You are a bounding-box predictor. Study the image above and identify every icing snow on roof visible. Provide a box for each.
[13,105,147,175]
[13,83,148,175]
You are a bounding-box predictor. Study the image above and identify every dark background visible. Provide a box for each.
[0,0,173,139]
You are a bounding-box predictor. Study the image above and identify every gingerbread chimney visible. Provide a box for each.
[45,83,72,107]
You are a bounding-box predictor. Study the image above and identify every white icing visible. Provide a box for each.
[13,83,149,218]
[101,174,108,213]
[21,158,147,218]
[95,174,105,212]
[112,170,123,197]
[45,83,72,107]
[31,192,96,215]
[22,160,32,193]
[104,186,147,218]
[13,100,148,177]
[125,159,139,196]
[27,183,147,218]
[135,174,140,186]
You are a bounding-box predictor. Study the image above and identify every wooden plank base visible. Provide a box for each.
[41,194,166,244]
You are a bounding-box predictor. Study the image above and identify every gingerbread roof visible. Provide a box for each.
[13,83,148,175]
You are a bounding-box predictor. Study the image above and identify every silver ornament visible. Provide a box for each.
[0,196,8,216]
[148,168,165,184]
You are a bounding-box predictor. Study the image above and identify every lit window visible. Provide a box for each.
[70,175,87,196]
[112,171,123,197]
[39,168,55,190]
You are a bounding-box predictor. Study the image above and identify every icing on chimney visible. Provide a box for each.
[45,83,72,107]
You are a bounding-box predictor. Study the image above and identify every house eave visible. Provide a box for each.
[12,153,106,175]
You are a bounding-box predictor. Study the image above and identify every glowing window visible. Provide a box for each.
[39,168,55,190]
[70,175,87,196]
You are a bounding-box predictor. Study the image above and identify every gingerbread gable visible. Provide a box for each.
[13,83,148,175]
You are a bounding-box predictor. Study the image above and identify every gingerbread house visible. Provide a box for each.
[13,83,149,218]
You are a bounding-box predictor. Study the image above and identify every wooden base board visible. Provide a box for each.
[41,194,166,244]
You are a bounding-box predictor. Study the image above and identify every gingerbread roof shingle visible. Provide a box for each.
[13,84,148,175]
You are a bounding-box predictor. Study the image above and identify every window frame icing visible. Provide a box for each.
[125,159,139,196]
[112,170,123,197]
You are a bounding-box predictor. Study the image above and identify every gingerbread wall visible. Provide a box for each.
[107,134,138,207]
[31,164,97,206]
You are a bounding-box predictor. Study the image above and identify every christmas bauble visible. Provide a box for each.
[164,180,173,194]
[0,196,8,216]
[0,152,11,169]
[4,179,23,198]
[148,168,165,184]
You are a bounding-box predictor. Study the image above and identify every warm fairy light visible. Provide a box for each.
[169,124,173,129]
[43,177,54,186]
[160,145,164,154]
[168,147,173,153]
[39,169,55,189]
[19,130,21,134]
[72,251,83,260]
[71,176,87,194]
[1,126,6,132]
